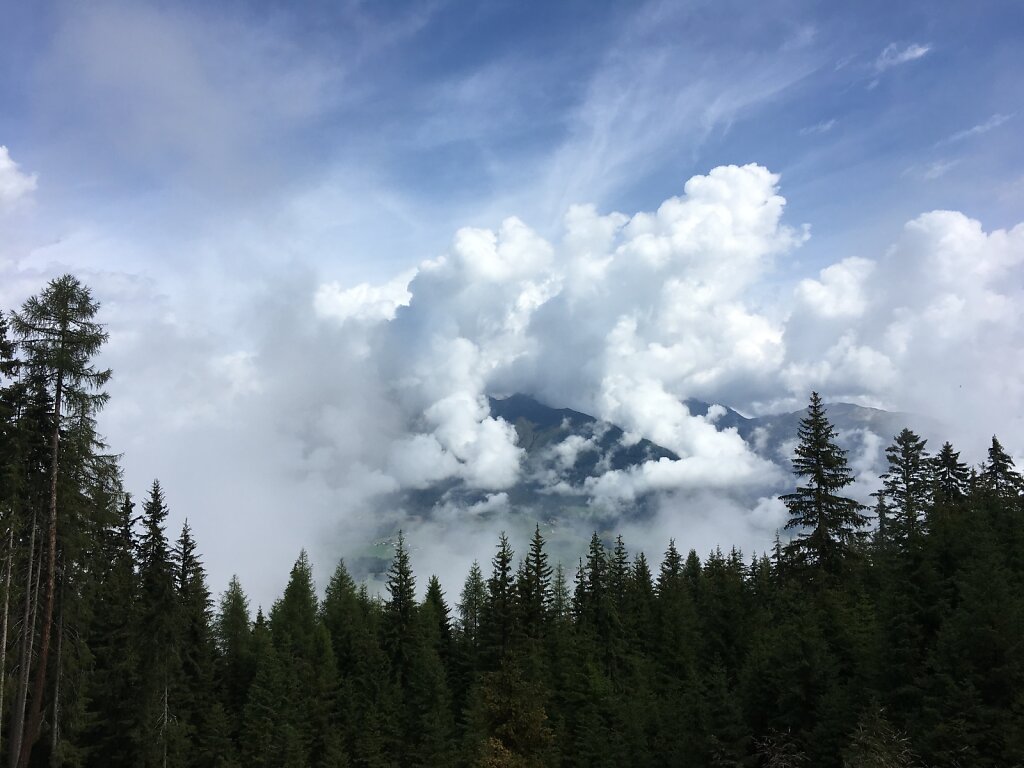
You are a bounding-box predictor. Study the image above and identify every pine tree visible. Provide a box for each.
[782,392,868,574]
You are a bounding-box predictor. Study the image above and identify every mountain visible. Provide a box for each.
[489,393,678,484]
[355,394,930,577]
[471,393,926,516]
[682,397,929,464]
[497,393,927,470]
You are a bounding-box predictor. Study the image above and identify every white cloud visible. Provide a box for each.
[922,159,959,180]
[874,42,931,73]
[799,118,836,136]
[12,161,1024,605]
[315,269,416,324]
[796,257,875,318]
[0,146,38,209]
[937,113,1012,146]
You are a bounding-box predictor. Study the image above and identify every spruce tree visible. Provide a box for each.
[269,550,333,765]
[981,435,1023,499]
[879,429,932,545]
[214,576,254,738]
[482,532,516,665]
[82,493,141,767]
[383,531,417,682]
[781,392,868,574]
[173,521,216,767]
[932,441,969,505]
[518,525,552,641]
[136,480,184,768]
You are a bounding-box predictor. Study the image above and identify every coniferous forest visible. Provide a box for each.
[2,275,1024,768]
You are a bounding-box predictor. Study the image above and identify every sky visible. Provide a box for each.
[1,0,1023,606]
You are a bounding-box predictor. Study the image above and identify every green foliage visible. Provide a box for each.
[782,392,869,575]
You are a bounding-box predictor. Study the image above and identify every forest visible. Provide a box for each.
[0,275,1022,768]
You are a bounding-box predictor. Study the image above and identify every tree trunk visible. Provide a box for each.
[49,587,63,767]
[8,516,38,768]
[0,524,13,760]
[18,370,61,768]
[163,682,169,768]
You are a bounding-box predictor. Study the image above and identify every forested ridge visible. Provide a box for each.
[1,276,1023,768]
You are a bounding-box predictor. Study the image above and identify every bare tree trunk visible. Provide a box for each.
[18,370,61,768]
[162,682,169,768]
[8,516,38,768]
[49,586,63,767]
[0,524,13,759]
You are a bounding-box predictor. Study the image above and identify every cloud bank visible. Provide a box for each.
[7,161,1023,603]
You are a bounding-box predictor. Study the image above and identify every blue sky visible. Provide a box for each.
[2,0,1023,600]
[3,0,1021,280]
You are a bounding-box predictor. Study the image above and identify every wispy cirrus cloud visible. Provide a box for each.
[799,118,836,136]
[936,113,1012,146]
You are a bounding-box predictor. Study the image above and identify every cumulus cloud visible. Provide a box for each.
[315,269,416,324]
[0,146,38,209]
[12,162,1023,603]
[796,257,874,318]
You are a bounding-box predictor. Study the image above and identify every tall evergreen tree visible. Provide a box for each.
[82,493,140,768]
[482,532,516,665]
[174,521,217,767]
[981,435,1023,499]
[878,429,932,545]
[214,575,254,741]
[136,480,184,768]
[932,441,969,505]
[782,392,868,574]
[383,531,417,681]
[518,525,552,641]
[9,275,111,768]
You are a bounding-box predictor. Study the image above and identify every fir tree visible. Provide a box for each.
[173,521,217,767]
[878,429,932,546]
[383,531,417,683]
[214,576,254,738]
[482,532,516,665]
[518,525,552,641]
[932,441,969,505]
[981,435,1023,499]
[136,480,184,768]
[782,392,868,574]
[81,493,141,767]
